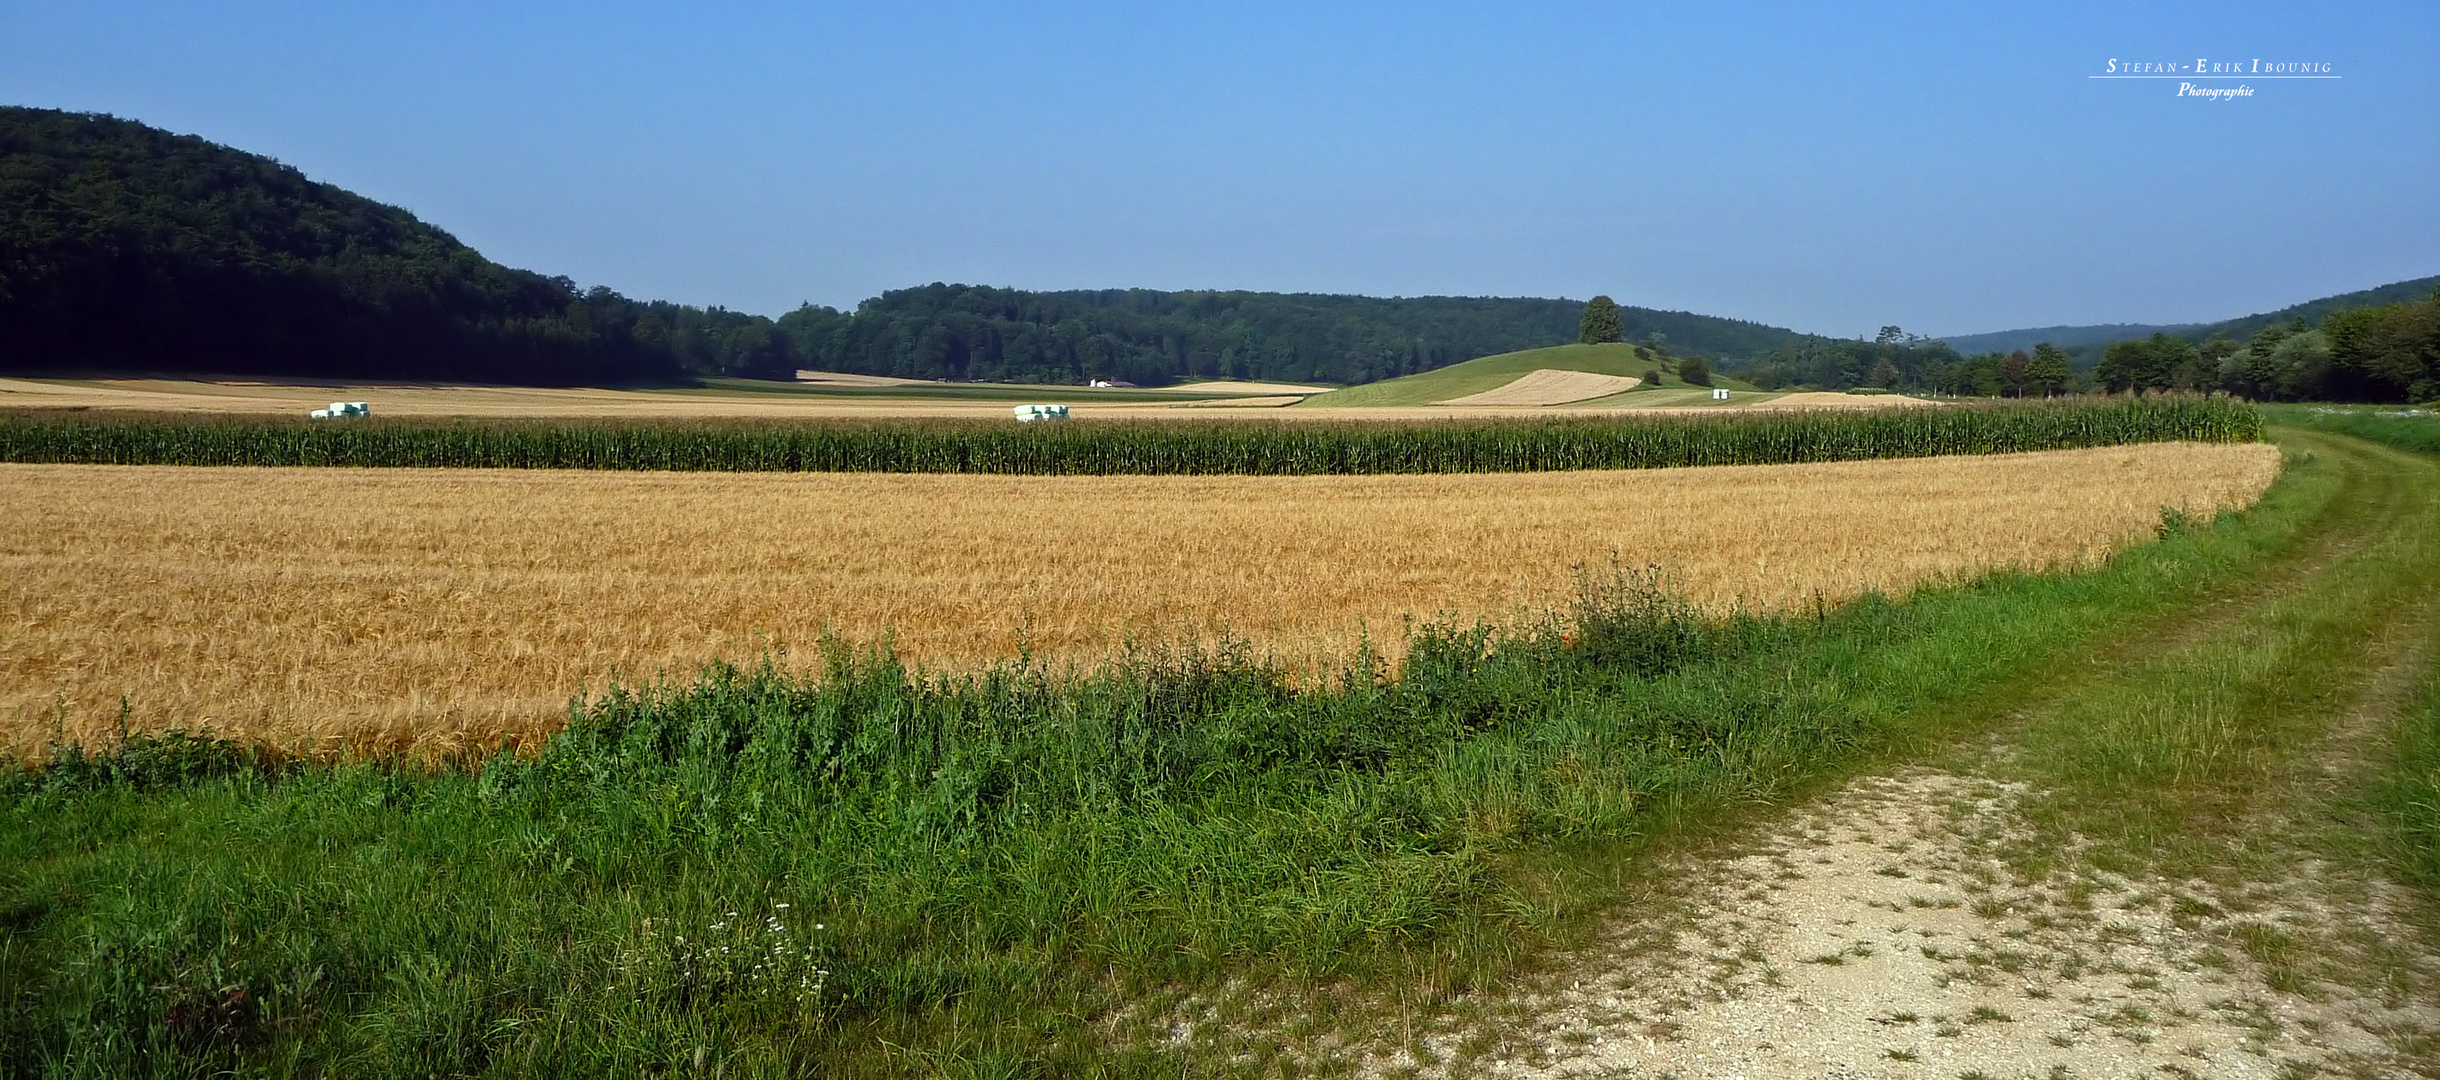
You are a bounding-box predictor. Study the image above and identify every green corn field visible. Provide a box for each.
[0,397,2261,474]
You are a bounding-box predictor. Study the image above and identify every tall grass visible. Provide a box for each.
[0,397,2259,474]
[2393,685,2440,891]
[0,442,2344,1078]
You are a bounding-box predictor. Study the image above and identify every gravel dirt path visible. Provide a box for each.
[1337,431,2440,1080]
[1364,767,2438,1078]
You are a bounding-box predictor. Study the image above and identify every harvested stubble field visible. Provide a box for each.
[2,441,2278,756]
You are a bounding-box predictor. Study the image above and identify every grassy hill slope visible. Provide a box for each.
[1296,344,1653,406]
[1297,343,1760,406]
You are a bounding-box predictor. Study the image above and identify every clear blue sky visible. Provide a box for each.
[4,1,2433,336]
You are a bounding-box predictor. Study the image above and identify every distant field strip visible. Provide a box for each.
[1438,369,1641,406]
[0,397,2262,473]
[0,442,2280,756]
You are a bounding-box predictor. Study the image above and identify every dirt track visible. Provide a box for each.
[1375,770,2438,1078]
[1330,430,2440,1079]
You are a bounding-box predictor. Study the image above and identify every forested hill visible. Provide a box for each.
[775,286,1809,386]
[1937,323,2203,356]
[1936,275,2440,358]
[2205,274,2440,342]
[0,107,789,383]
[777,287,1569,387]
[0,105,1812,387]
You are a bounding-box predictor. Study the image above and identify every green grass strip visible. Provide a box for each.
[2261,402,2440,455]
[2388,662,2440,893]
[2263,406,2440,895]
[0,397,2258,474]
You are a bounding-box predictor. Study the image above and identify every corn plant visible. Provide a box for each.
[0,397,2261,475]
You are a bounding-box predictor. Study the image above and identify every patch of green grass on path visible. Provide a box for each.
[2266,407,2440,903]
[1973,429,2440,1033]
[0,426,2357,1079]
[2003,431,2440,870]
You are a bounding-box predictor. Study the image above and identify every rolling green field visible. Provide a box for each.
[1297,343,1746,407]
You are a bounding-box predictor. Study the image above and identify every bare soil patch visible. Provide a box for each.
[1363,770,2439,1078]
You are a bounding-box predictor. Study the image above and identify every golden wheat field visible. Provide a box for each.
[0,442,2280,755]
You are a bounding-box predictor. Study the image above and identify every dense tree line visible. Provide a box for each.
[0,107,787,384]
[772,284,1810,386]
[773,287,1574,386]
[1727,289,2440,405]
[2095,290,2440,402]
[1732,327,2002,395]
[2206,274,2440,344]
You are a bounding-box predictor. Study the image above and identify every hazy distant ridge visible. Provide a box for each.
[1937,324,2205,355]
[1938,275,2440,355]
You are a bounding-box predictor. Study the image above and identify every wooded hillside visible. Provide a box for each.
[0,107,785,384]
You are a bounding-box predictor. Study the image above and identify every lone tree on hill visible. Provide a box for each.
[1579,295,1624,344]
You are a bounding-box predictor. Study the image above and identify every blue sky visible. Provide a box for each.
[3,1,2432,336]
